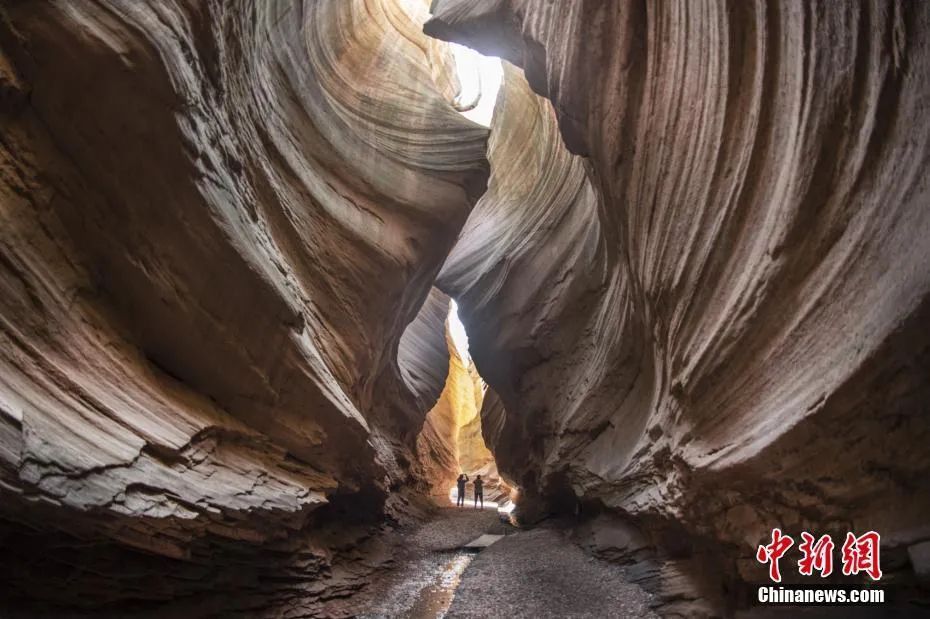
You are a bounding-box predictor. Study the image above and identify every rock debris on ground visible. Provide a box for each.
[448,524,658,618]
[340,508,657,618]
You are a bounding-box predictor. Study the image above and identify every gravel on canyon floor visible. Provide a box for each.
[325,507,501,618]
[446,523,658,619]
[337,507,657,618]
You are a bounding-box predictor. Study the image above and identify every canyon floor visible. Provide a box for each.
[329,507,657,618]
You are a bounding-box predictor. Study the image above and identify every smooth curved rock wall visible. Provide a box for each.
[2,0,929,613]
[430,0,930,608]
[0,0,486,611]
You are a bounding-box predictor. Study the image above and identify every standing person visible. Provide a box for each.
[473,475,484,509]
[456,474,469,507]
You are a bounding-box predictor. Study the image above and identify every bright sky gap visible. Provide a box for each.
[450,42,503,127]
[448,299,470,361]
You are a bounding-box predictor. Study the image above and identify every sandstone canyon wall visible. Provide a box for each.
[0,0,487,612]
[415,312,510,504]
[0,0,928,615]
[414,315,465,501]
[429,0,930,611]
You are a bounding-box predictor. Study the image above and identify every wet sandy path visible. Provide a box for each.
[343,508,656,618]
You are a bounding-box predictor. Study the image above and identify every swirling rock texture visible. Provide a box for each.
[430,0,930,613]
[0,0,488,613]
[3,0,930,615]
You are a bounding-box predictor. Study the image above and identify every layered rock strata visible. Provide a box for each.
[0,0,487,612]
[430,0,930,611]
[2,0,929,614]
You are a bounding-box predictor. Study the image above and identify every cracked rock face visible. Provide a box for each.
[430,0,930,610]
[0,0,486,611]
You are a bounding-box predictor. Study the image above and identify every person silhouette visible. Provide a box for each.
[456,474,468,507]
[474,475,484,509]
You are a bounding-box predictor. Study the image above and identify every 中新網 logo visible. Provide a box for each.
[756,528,881,582]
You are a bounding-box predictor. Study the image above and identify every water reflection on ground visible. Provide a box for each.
[405,551,474,618]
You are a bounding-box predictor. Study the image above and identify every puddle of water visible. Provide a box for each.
[405,551,474,619]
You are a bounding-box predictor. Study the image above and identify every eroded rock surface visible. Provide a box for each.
[2,0,929,615]
[0,0,487,612]
[430,0,930,611]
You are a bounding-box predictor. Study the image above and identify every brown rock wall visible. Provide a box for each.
[0,0,487,611]
[429,0,930,609]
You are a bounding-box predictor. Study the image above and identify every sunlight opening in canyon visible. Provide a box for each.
[414,298,511,512]
[447,299,470,363]
[449,42,502,127]
[444,300,512,513]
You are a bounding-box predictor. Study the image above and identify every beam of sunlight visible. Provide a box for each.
[450,43,502,127]
[448,299,470,362]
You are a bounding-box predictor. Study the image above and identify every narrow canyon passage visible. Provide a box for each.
[414,299,513,511]
[1,0,929,617]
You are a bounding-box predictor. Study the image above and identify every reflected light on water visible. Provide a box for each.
[405,552,474,618]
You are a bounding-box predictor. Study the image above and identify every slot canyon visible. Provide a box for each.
[0,0,928,616]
